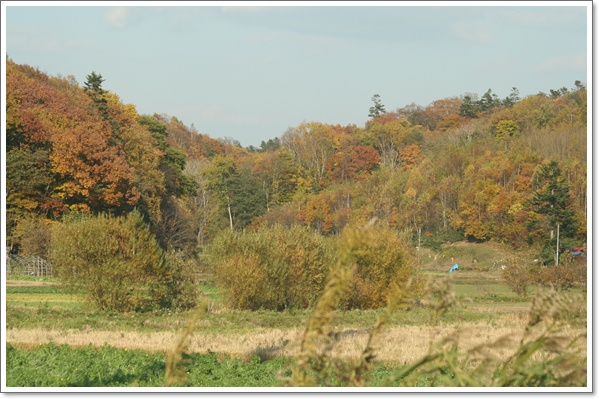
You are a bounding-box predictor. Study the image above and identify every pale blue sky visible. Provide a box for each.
[3,2,590,147]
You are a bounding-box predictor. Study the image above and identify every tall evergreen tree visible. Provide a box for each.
[478,89,501,112]
[502,87,521,107]
[368,94,386,118]
[459,95,479,118]
[83,71,109,121]
[83,71,105,94]
[529,160,576,237]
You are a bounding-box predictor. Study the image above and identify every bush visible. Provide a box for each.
[340,225,420,309]
[500,260,533,297]
[11,216,52,258]
[535,265,578,291]
[49,211,199,312]
[208,224,334,310]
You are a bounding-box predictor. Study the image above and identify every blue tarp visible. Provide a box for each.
[449,264,459,273]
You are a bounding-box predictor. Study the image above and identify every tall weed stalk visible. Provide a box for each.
[290,219,415,387]
[164,299,211,387]
[389,284,586,387]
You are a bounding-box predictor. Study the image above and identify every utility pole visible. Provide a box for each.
[417,227,422,265]
[555,223,560,266]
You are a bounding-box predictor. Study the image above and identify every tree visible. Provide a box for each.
[529,160,576,238]
[83,71,105,94]
[138,115,197,198]
[251,149,300,210]
[422,97,464,131]
[494,119,520,139]
[83,71,109,120]
[281,122,336,189]
[49,118,140,213]
[459,94,479,118]
[259,138,281,152]
[326,145,380,183]
[101,94,167,225]
[479,89,501,112]
[502,87,521,107]
[364,118,423,169]
[202,155,239,231]
[368,94,386,118]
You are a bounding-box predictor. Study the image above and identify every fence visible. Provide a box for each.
[6,254,53,277]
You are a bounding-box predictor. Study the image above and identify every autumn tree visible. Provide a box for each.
[326,145,380,183]
[202,155,237,230]
[251,149,302,211]
[301,194,334,234]
[396,97,463,131]
[6,60,140,215]
[102,93,166,224]
[364,118,424,169]
[281,122,337,189]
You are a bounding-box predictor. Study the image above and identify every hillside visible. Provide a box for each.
[6,59,587,264]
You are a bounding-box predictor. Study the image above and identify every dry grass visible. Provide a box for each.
[6,311,586,366]
[6,294,81,303]
[6,280,60,286]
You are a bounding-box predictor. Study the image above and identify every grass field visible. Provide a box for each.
[4,242,589,389]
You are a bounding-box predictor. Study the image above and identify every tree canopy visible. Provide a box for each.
[6,59,587,265]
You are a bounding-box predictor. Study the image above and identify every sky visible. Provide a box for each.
[2,1,591,147]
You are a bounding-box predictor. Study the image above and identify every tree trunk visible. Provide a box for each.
[227,195,234,231]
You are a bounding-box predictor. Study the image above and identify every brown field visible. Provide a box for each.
[6,280,60,287]
[6,316,586,365]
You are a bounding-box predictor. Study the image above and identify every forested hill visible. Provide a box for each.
[6,59,587,263]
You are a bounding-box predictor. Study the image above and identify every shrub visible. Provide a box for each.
[11,216,53,258]
[49,211,199,312]
[536,265,577,291]
[500,260,533,297]
[341,225,420,309]
[208,224,333,311]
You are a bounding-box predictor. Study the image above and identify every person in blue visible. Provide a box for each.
[449,264,459,273]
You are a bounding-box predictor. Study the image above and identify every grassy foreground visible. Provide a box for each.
[6,343,295,387]
[6,342,419,388]
[5,245,588,389]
